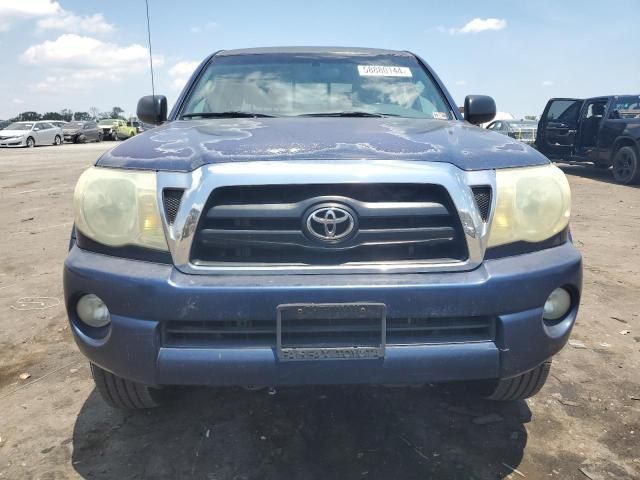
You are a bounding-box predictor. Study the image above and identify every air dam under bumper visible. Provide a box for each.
[63,242,582,387]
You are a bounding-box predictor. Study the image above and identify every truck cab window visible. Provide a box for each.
[609,96,640,119]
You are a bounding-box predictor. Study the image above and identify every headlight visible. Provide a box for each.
[73,167,168,250]
[487,164,571,247]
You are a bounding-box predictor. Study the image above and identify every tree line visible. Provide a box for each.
[7,107,127,122]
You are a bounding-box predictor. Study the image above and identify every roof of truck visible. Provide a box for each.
[216,46,414,57]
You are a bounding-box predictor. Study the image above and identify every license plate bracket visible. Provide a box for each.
[276,303,386,361]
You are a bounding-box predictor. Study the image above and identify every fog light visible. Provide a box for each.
[543,288,572,321]
[76,294,111,328]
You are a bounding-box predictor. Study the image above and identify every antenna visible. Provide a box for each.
[145,0,155,98]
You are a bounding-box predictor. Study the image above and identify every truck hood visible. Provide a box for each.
[96,117,549,172]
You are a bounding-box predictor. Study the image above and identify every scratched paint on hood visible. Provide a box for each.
[96,117,549,172]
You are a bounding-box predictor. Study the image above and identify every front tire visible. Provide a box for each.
[54,135,62,146]
[612,146,640,184]
[485,361,551,401]
[90,363,163,410]
[26,136,35,148]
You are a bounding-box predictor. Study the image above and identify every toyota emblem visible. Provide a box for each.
[304,204,357,242]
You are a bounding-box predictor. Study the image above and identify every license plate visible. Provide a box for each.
[276,303,386,361]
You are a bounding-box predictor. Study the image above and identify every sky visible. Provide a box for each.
[0,0,638,120]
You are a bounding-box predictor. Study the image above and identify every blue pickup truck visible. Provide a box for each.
[64,47,582,409]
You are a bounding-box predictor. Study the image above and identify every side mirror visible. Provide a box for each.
[136,95,168,125]
[464,95,496,125]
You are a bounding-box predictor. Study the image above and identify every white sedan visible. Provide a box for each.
[0,121,63,148]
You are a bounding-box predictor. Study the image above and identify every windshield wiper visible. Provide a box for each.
[181,112,275,119]
[298,111,402,118]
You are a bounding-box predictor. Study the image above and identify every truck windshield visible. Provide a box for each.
[180,53,454,119]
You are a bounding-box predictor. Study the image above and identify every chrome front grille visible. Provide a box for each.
[190,184,469,265]
[157,160,495,274]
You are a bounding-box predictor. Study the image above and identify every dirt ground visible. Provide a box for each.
[0,143,638,480]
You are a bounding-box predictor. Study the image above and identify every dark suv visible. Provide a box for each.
[64,47,582,409]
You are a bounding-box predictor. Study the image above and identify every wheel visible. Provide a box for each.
[90,363,163,410]
[97,133,103,142]
[26,136,35,148]
[612,146,640,184]
[78,135,86,144]
[54,135,62,145]
[112,131,119,141]
[485,361,551,401]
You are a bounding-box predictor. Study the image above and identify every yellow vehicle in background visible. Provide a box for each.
[97,118,136,141]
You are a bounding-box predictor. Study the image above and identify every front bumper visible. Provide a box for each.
[63,242,582,387]
[0,138,25,147]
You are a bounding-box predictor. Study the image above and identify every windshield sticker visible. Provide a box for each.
[432,112,448,120]
[357,65,412,77]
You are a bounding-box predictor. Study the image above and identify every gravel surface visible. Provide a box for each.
[0,143,638,479]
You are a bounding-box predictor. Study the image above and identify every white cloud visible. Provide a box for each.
[23,34,163,92]
[191,21,218,34]
[12,98,24,104]
[37,11,113,34]
[440,18,507,35]
[0,0,59,19]
[542,80,554,86]
[455,80,467,86]
[24,34,161,70]
[0,0,113,34]
[459,18,506,34]
[169,60,199,91]
[0,0,58,31]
